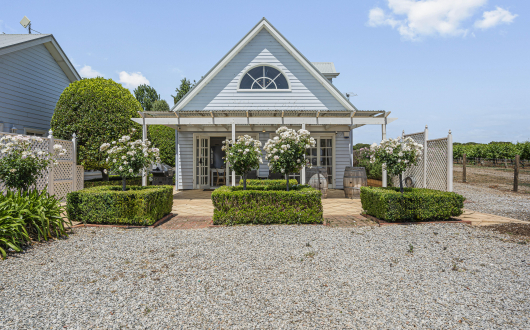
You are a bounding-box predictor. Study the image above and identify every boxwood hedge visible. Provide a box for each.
[212,185,322,225]
[360,187,465,222]
[67,185,173,226]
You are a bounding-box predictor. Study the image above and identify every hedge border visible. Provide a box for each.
[360,186,465,222]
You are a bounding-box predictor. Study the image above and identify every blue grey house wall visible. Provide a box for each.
[0,43,71,134]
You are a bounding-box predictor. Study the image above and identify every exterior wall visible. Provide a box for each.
[177,130,351,189]
[0,43,71,134]
[182,29,347,111]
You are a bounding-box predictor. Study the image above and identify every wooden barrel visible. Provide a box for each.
[343,167,367,199]
[309,173,328,199]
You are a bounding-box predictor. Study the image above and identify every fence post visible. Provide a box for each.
[462,153,467,183]
[423,125,428,188]
[514,155,519,192]
[447,130,453,192]
[48,130,55,195]
[72,133,77,192]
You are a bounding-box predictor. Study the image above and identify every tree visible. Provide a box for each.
[151,99,170,112]
[100,130,160,191]
[264,127,316,191]
[51,77,142,180]
[134,84,160,111]
[222,135,263,190]
[171,78,196,105]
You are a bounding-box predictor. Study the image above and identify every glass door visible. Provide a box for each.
[195,136,209,189]
[305,136,334,188]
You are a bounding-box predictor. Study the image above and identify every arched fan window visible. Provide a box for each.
[239,65,289,90]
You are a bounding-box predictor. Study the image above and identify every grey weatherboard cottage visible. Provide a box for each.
[132,18,396,190]
[0,34,80,136]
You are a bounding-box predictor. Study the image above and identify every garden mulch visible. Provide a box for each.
[480,223,530,243]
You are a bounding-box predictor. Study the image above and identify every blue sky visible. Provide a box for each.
[2,0,528,144]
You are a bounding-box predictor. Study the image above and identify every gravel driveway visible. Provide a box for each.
[1,225,529,329]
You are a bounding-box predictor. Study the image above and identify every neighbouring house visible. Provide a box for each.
[133,18,396,189]
[0,34,80,136]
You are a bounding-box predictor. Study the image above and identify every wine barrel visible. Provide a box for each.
[343,167,367,199]
[308,173,328,199]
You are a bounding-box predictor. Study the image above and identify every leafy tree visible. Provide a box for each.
[171,78,196,105]
[134,84,160,111]
[51,78,142,180]
[151,99,170,112]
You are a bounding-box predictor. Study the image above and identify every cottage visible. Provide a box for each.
[133,18,396,189]
[0,34,80,135]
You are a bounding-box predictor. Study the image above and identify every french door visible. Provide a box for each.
[285,136,334,188]
[195,136,209,189]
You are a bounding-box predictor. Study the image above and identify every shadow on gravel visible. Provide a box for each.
[481,223,530,243]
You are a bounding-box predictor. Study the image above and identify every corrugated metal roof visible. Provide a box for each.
[0,34,51,49]
[312,62,337,74]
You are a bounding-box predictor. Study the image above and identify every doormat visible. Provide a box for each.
[363,214,471,226]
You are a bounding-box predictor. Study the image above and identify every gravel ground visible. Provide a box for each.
[1,225,529,329]
[454,182,530,221]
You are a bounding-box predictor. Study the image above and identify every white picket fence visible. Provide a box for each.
[0,130,84,200]
[392,126,453,192]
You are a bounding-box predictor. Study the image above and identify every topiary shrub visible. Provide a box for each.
[67,185,173,226]
[51,78,142,180]
[360,187,465,222]
[211,185,322,225]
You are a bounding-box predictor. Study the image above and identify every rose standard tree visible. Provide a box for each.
[364,137,423,195]
[0,135,67,192]
[100,130,161,191]
[264,127,316,191]
[222,135,263,190]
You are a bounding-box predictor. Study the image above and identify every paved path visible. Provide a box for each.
[163,189,527,229]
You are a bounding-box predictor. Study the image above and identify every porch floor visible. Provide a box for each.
[157,188,527,229]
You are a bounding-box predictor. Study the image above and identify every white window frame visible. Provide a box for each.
[24,127,47,136]
[192,133,259,189]
[268,132,336,188]
[237,63,291,92]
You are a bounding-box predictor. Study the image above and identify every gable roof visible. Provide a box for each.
[172,18,357,112]
[312,62,340,79]
[0,34,80,82]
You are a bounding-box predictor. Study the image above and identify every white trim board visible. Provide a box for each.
[171,18,357,112]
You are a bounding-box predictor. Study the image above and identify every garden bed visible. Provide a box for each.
[211,183,323,225]
[67,185,173,226]
[361,186,465,222]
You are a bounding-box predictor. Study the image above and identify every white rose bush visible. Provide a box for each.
[264,127,316,191]
[222,135,263,190]
[364,137,423,195]
[100,130,160,191]
[0,135,67,191]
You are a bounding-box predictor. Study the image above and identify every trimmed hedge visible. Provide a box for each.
[212,185,323,225]
[246,179,298,186]
[67,185,173,226]
[360,187,465,222]
[84,178,143,188]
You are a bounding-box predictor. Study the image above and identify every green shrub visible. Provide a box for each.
[360,187,465,222]
[246,179,298,186]
[211,185,322,225]
[51,77,142,178]
[67,185,173,226]
[84,177,144,188]
[148,125,175,167]
[0,189,68,259]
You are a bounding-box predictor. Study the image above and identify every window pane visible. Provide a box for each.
[264,66,280,79]
[274,73,289,89]
[248,66,263,78]
[240,74,253,89]
[320,140,326,148]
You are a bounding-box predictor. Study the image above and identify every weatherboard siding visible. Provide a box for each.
[0,43,70,133]
[177,132,194,190]
[182,29,347,112]
[335,135,350,189]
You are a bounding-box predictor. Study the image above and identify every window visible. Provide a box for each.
[239,65,289,90]
[24,128,46,137]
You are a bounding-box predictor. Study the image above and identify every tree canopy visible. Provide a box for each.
[151,99,170,112]
[134,84,160,111]
[147,99,174,165]
[171,78,196,105]
[51,78,142,179]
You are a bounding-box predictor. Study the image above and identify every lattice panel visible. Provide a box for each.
[53,181,72,201]
[55,163,74,181]
[77,166,84,190]
[426,138,448,191]
[53,139,74,161]
[402,132,425,188]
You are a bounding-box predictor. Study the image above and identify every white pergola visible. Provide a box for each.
[132,110,396,189]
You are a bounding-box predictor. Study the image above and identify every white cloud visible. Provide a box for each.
[79,65,102,78]
[367,0,516,40]
[474,7,517,29]
[117,71,150,89]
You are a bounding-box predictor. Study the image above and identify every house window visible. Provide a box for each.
[24,128,46,137]
[239,65,289,90]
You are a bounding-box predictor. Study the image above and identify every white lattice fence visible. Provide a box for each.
[0,131,83,200]
[392,127,453,192]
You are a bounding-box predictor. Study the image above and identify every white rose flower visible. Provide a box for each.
[129,169,133,173]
